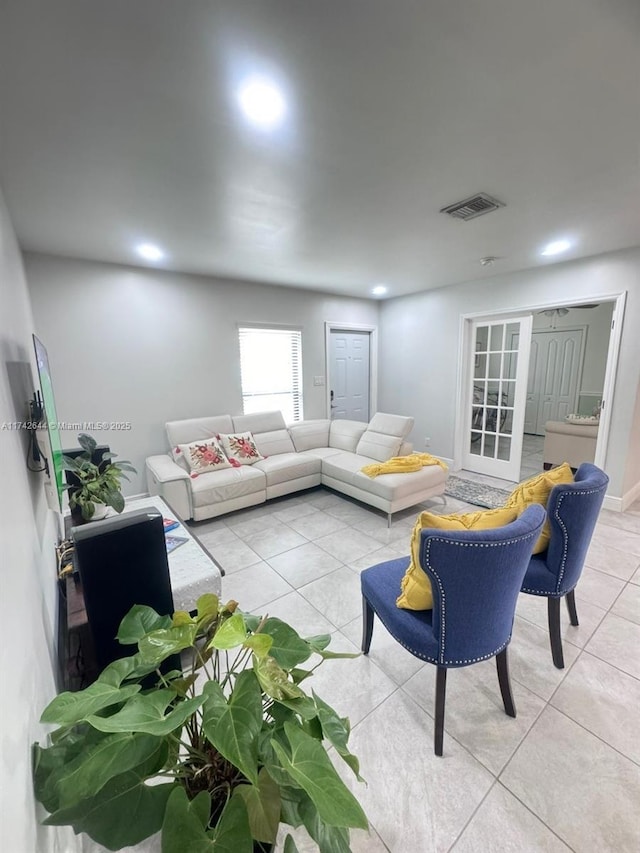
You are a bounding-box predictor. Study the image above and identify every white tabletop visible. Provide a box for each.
[121,495,222,612]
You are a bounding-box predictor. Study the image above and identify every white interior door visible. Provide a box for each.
[462,315,533,481]
[524,329,584,434]
[329,330,370,421]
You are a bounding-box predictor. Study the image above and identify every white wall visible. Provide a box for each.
[622,381,640,501]
[379,247,640,498]
[0,190,80,850]
[532,302,614,398]
[25,253,379,494]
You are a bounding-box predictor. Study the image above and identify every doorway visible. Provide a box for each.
[325,323,378,422]
[524,327,586,435]
[455,296,624,483]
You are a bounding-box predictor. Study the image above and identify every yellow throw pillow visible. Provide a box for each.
[396,506,519,611]
[504,462,574,554]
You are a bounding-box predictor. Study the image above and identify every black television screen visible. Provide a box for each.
[33,334,65,513]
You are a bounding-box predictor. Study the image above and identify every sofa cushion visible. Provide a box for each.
[367,412,414,439]
[253,453,321,487]
[166,415,234,448]
[323,452,447,501]
[220,432,264,465]
[288,419,331,452]
[252,429,296,457]
[328,419,368,452]
[190,465,266,507]
[233,411,287,434]
[177,438,231,473]
[355,430,402,462]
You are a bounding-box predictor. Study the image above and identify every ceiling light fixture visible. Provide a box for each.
[479,256,497,266]
[372,285,387,296]
[540,239,572,257]
[237,77,286,128]
[136,243,165,262]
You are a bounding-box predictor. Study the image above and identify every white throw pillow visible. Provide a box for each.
[220,432,264,465]
[175,438,231,473]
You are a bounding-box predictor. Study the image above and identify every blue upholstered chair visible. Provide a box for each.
[361,504,545,756]
[521,462,609,669]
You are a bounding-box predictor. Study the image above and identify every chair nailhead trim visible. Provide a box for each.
[424,530,537,665]
[554,487,601,593]
[364,599,511,665]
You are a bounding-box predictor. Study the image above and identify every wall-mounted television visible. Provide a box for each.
[32,334,65,513]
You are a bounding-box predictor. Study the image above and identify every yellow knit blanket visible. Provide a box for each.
[361,453,449,478]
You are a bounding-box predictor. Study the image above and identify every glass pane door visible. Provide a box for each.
[463,315,532,481]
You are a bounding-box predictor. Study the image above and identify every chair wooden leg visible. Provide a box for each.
[565,589,579,627]
[361,598,374,654]
[434,667,447,757]
[547,597,565,669]
[496,648,516,717]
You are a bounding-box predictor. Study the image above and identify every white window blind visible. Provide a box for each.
[238,327,304,423]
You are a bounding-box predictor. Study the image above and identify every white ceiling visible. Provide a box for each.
[1,0,639,299]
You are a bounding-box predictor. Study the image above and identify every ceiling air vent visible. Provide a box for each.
[440,193,505,221]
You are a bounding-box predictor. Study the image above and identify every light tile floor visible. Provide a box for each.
[187,483,640,853]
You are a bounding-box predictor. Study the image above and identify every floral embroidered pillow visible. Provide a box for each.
[219,431,264,465]
[175,438,231,473]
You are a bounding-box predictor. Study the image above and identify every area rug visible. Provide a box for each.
[444,475,511,509]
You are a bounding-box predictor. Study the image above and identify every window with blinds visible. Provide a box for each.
[238,327,304,423]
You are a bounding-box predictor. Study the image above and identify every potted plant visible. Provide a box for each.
[33,594,368,852]
[63,433,136,521]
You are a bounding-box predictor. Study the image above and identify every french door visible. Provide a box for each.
[462,315,533,481]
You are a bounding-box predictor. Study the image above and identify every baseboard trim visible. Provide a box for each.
[603,495,623,512]
[621,479,640,511]
[602,480,640,513]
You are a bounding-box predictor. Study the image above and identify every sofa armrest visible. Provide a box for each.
[146,455,192,520]
[399,441,413,456]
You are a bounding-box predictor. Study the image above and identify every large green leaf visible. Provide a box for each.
[271,695,318,721]
[201,670,262,785]
[211,795,253,853]
[40,682,141,726]
[209,613,247,650]
[45,757,175,850]
[254,656,305,701]
[243,633,273,658]
[161,788,214,853]
[97,654,163,687]
[52,732,166,808]
[261,618,312,669]
[87,690,204,736]
[138,624,198,666]
[303,634,331,652]
[33,737,86,814]
[196,593,219,629]
[233,768,280,843]
[271,724,367,830]
[280,786,352,853]
[117,605,172,644]
[312,693,362,781]
[300,803,351,853]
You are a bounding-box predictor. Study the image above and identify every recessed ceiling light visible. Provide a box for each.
[540,239,572,257]
[237,77,286,128]
[136,243,165,262]
[372,285,387,296]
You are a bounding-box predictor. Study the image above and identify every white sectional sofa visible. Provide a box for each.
[146,411,447,524]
